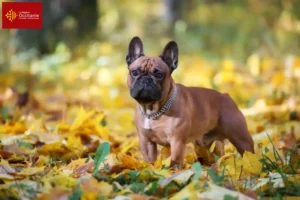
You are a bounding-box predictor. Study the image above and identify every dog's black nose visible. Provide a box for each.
[141,76,153,84]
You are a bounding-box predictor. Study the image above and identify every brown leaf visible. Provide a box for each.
[39,189,70,200]
[243,189,258,200]
[281,127,297,150]
[128,194,149,200]
[3,143,24,155]
[81,178,112,196]
[73,161,94,177]
[0,150,13,159]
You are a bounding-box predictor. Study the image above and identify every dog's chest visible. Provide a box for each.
[141,118,169,145]
[143,117,151,129]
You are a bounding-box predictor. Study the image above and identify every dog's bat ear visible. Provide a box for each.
[160,41,178,73]
[126,36,144,66]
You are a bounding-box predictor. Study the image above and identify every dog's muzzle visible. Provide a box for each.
[130,76,162,102]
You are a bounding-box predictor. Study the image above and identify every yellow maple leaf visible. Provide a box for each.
[41,168,78,190]
[93,112,110,140]
[38,141,81,160]
[66,135,84,156]
[38,142,66,156]
[162,156,171,167]
[70,107,95,131]
[222,156,243,180]
[242,151,262,175]
[120,138,138,153]
[81,192,98,200]
[154,154,162,169]
[17,166,45,176]
[94,124,110,140]
[117,153,140,170]
[169,180,199,200]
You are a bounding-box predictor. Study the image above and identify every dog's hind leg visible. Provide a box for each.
[219,94,254,156]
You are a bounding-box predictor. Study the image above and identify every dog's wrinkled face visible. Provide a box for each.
[128,56,168,103]
[126,37,179,103]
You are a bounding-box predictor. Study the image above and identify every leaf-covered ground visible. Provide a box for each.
[0,42,300,200]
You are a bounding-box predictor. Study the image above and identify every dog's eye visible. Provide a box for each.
[155,72,164,79]
[131,70,138,77]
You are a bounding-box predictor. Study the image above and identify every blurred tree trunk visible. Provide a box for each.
[165,0,219,36]
[164,0,184,36]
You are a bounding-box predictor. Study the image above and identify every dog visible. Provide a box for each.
[126,36,254,167]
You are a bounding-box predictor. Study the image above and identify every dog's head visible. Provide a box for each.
[126,36,178,104]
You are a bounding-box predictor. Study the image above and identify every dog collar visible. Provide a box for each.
[139,86,177,120]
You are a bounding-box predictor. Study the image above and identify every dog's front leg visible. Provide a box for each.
[139,134,157,163]
[147,141,158,162]
[170,139,185,168]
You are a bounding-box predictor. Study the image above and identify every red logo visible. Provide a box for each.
[2,2,42,29]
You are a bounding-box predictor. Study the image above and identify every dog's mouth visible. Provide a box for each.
[132,88,162,103]
[130,77,162,102]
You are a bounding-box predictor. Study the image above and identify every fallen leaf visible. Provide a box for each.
[198,183,254,200]
[70,107,95,131]
[16,166,45,176]
[40,168,78,190]
[39,189,70,200]
[159,169,194,188]
[81,178,112,196]
[169,180,199,200]
[242,151,262,175]
[118,153,141,170]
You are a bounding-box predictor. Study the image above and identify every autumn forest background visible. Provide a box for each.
[0,0,300,199]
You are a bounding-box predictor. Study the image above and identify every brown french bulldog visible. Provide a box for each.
[126,36,254,167]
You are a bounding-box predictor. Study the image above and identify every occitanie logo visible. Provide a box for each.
[5,9,17,22]
[2,2,42,29]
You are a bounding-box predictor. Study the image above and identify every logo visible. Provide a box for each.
[2,2,42,29]
[5,9,17,22]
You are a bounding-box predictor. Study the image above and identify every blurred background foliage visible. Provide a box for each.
[0,0,300,112]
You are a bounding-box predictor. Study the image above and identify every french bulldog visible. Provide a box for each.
[126,36,254,167]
